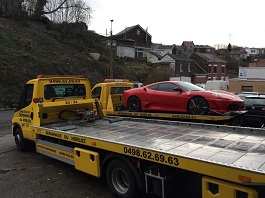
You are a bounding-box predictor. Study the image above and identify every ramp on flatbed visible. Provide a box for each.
[35,117,265,183]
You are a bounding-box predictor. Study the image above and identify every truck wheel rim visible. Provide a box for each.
[15,134,21,145]
[112,167,129,194]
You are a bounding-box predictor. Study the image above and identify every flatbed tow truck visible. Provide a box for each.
[12,75,265,198]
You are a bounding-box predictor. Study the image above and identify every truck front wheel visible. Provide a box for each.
[106,159,138,198]
[14,128,26,151]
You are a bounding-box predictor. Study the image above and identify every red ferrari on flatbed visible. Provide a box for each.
[123,81,243,115]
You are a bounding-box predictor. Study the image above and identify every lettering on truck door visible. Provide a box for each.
[13,84,34,140]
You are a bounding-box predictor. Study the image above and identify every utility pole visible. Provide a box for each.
[109,19,114,78]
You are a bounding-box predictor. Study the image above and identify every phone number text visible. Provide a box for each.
[123,147,179,166]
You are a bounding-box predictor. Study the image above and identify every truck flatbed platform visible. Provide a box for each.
[34,117,265,184]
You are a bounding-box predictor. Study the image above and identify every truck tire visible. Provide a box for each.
[106,159,138,198]
[14,128,27,151]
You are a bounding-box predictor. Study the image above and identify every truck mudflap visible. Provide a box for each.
[202,176,258,198]
[74,147,101,177]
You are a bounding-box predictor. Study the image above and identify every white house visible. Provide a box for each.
[244,48,264,56]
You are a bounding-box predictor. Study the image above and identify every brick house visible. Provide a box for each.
[194,45,215,54]
[249,58,265,67]
[168,54,208,85]
[190,53,227,81]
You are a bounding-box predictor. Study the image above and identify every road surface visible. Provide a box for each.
[0,110,114,198]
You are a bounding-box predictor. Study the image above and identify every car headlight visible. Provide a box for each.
[211,93,231,99]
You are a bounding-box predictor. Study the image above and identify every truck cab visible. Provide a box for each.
[12,75,103,150]
[91,79,134,115]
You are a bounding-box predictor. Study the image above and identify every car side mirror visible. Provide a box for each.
[173,87,183,92]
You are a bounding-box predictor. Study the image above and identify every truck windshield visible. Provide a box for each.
[44,84,86,99]
[110,87,131,94]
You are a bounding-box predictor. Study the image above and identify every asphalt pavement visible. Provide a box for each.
[0,110,115,198]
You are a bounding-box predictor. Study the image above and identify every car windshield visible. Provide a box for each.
[177,81,205,91]
[244,97,265,106]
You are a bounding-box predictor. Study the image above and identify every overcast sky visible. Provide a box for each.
[86,0,265,48]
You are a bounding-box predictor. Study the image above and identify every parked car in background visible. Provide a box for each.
[205,80,228,91]
[242,95,265,127]
[238,92,261,99]
[123,81,243,115]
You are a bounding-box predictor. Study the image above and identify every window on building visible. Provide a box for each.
[213,64,217,73]
[207,49,210,52]
[242,86,253,92]
[136,29,140,35]
[188,63,191,72]
[135,48,144,57]
[208,64,211,73]
[221,65,225,73]
[180,63,183,72]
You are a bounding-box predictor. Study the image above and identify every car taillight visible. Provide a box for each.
[262,107,265,111]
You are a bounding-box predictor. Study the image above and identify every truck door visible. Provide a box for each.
[12,84,35,140]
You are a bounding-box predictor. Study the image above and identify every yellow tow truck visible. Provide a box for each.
[12,75,265,198]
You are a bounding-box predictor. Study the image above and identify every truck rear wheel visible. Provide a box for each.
[14,128,26,151]
[106,159,138,198]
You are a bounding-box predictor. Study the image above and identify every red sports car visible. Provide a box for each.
[123,81,243,115]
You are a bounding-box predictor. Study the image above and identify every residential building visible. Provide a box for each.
[181,41,194,56]
[111,24,151,58]
[147,50,207,85]
[244,48,265,57]
[154,44,176,56]
[168,54,208,85]
[230,49,248,60]
[194,45,215,54]
[190,53,227,81]
[249,58,265,67]
[229,67,265,94]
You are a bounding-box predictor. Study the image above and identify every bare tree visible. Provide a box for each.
[21,0,92,24]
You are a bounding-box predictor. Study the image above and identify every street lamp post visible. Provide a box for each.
[109,19,114,78]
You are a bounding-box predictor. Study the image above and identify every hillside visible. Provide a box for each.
[0,17,240,107]
[0,17,113,105]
